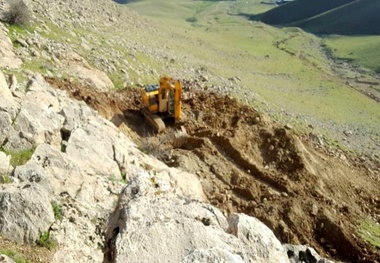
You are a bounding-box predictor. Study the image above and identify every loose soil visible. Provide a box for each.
[46,77,380,263]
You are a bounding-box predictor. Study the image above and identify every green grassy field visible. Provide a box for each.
[297,0,380,35]
[324,35,380,73]
[251,0,355,25]
[249,0,380,35]
[126,0,380,132]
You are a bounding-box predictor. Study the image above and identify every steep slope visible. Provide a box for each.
[251,0,356,25]
[1,0,380,261]
[297,0,380,35]
[251,0,380,35]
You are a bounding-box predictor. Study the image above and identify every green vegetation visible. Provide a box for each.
[358,219,380,250]
[51,201,63,221]
[250,0,380,35]
[124,0,380,149]
[0,175,12,184]
[0,147,36,167]
[251,0,355,25]
[109,174,127,184]
[36,231,58,250]
[324,35,380,73]
[0,249,32,263]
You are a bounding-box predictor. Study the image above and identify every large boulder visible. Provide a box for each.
[4,76,64,151]
[70,64,114,92]
[0,70,19,116]
[103,173,290,263]
[0,183,55,244]
[65,116,122,176]
[0,70,12,101]
[0,254,16,263]
[4,96,64,151]
[227,213,290,263]
[0,151,10,174]
[0,111,12,145]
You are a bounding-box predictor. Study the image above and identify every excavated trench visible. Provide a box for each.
[46,77,380,263]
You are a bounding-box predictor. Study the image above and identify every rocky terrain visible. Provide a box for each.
[0,0,379,263]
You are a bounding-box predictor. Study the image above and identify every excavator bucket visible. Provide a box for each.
[172,126,188,148]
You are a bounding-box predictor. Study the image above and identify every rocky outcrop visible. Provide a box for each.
[0,71,207,262]
[103,174,290,263]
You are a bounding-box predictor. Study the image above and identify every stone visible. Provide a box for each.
[103,174,288,263]
[283,244,333,263]
[4,92,64,151]
[70,64,115,91]
[0,70,13,101]
[60,99,95,133]
[0,151,11,176]
[0,111,12,145]
[0,184,55,244]
[14,162,46,183]
[0,24,22,69]
[15,38,29,48]
[311,203,319,216]
[65,117,121,176]
[227,213,290,263]
[0,254,16,263]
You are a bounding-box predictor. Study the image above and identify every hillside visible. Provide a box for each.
[250,0,380,35]
[251,0,356,25]
[0,0,379,262]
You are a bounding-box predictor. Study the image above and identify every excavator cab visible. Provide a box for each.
[141,76,182,132]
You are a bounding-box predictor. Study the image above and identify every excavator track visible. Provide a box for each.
[141,107,166,133]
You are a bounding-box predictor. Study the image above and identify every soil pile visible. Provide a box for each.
[46,77,380,263]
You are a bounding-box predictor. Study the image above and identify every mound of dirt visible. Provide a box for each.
[46,77,380,263]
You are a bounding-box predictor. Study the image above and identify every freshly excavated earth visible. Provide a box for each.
[46,77,380,263]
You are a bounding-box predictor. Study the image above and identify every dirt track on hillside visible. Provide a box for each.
[46,77,380,263]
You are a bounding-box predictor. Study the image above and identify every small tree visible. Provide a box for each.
[4,0,30,27]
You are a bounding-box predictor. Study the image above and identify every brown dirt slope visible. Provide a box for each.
[46,77,380,263]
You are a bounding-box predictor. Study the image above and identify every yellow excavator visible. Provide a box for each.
[141,76,183,133]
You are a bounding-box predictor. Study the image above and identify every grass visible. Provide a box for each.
[0,147,36,167]
[36,231,57,250]
[124,0,380,140]
[109,174,127,184]
[296,0,380,35]
[51,201,63,221]
[250,0,380,35]
[0,175,12,184]
[251,0,355,25]
[0,249,32,263]
[358,219,380,251]
[324,35,380,73]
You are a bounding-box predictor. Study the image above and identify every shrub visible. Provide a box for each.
[37,231,58,250]
[0,175,12,184]
[0,249,31,263]
[51,201,63,221]
[3,0,31,27]
[1,146,36,167]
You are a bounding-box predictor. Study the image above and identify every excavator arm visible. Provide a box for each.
[140,76,183,132]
